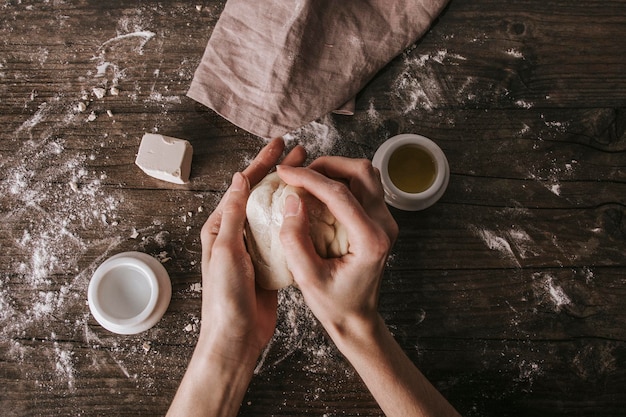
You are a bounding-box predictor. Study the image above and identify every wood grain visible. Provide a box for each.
[1,1,624,416]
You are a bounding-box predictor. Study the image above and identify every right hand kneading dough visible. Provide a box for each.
[245,172,349,290]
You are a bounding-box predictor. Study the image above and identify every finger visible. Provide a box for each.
[279,194,325,288]
[243,138,286,186]
[201,172,249,265]
[213,172,250,250]
[277,165,381,252]
[281,144,307,167]
[308,157,398,243]
[200,209,221,265]
[308,156,384,208]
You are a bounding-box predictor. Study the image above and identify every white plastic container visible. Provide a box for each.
[372,134,450,211]
[88,251,171,335]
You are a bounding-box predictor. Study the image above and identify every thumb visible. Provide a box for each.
[279,194,321,287]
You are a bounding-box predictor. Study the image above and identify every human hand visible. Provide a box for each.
[277,157,398,341]
[167,139,306,417]
[199,138,306,363]
[276,159,460,417]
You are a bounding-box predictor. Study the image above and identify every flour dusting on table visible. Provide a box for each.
[283,114,342,158]
[255,287,343,376]
[392,49,470,113]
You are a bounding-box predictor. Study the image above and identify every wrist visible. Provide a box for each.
[167,330,259,417]
[196,327,262,370]
[324,313,385,355]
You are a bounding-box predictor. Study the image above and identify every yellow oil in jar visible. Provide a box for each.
[387,145,437,193]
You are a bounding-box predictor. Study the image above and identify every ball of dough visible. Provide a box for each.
[245,172,349,290]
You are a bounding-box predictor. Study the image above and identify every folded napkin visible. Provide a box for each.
[188,0,450,138]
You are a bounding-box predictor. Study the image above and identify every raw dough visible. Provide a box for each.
[245,172,349,290]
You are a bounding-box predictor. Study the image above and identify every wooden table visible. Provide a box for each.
[1,1,624,416]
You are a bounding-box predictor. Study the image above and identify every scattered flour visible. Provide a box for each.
[1,3,229,405]
[255,287,342,375]
[532,273,572,312]
[283,114,342,158]
[527,152,577,197]
[0,35,133,391]
[53,342,76,390]
[391,49,470,113]
[470,226,545,268]
[0,130,123,332]
[546,278,572,309]
[515,359,544,386]
[366,97,384,128]
[470,226,521,267]
[506,48,524,59]
[98,30,156,55]
[515,99,533,109]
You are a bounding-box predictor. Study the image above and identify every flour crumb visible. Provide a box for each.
[515,99,533,109]
[506,48,524,59]
[69,180,79,193]
[109,86,120,96]
[130,228,139,239]
[157,251,171,263]
[92,87,106,99]
[76,102,87,112]
[183,316,200,333]
[86,111,97,122]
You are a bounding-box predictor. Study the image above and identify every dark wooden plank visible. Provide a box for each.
[1,0,625,416]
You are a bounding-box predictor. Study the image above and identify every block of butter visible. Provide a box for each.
[135,133,193,184]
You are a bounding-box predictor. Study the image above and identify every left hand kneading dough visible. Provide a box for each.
[245,172,349,290]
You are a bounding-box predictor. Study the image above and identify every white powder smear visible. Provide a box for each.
[283,114,342,158]
[255,287,343,375]
[506,229,540,260]
[54,343,76,390]
[98,30,156,55]
[391,49,470,113]
[546,278,572,309]
[470,226,521,267]
[532,273,572,312]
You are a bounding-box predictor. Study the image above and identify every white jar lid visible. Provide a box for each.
[372,134,450,211]
[88,251,171,334]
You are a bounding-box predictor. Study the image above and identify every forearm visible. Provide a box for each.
[167,336,257,417]
[330,315,460,417]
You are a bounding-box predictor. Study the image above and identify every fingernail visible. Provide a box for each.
[231,172,246,191]
[284,194,300,218]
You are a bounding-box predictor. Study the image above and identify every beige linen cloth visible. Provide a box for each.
[188,0,450,138]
